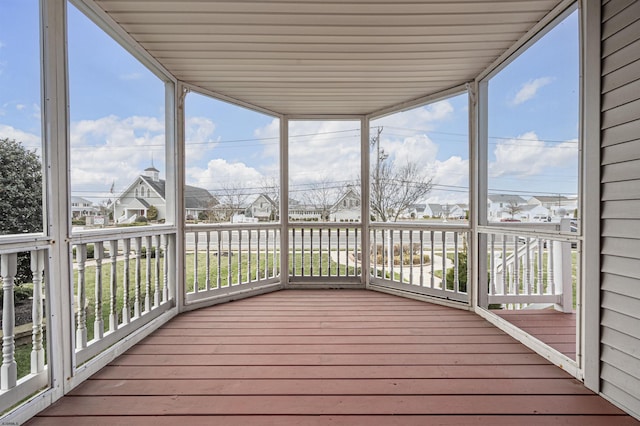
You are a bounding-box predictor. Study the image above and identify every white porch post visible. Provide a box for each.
[475,80,489,309]
[280,116,289,287]
[361,116,371,286]
[580,0,601,393]
[171,82,184,310]
[41,0,73,397]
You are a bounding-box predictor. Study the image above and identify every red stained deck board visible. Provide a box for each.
[140,333,519,345]
[29,290,633,424]
[111,352,550,366]
[126,342,534,355]
[92,364,573,380]
[70,378,592,396]
[26,415,640,426]
[33,395,627,416]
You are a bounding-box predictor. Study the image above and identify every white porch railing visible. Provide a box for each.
[289,224,361,283]
[71,228,176,366]
[185,224,281,303]
[480,220,576,312]
[0,244,49,413]
[369,224,470,303]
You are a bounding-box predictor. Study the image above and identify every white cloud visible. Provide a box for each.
[511,77,553,106]
[69,115,167,194]
[374,100,454,131]
[15,104,25,111]
[187,159,263,191]
[0,124,41,148]
[489,131,578,178]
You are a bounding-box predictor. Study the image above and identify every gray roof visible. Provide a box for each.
[530,195,569,202]
[487,194,527,204]
[141,175,216,209]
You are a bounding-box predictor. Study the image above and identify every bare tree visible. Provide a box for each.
[370,160,433,222]
[260,175,280,221]
[303,177,336,221]
[503,200,524,219]
[214,182,250,222]
[368,126,434,222]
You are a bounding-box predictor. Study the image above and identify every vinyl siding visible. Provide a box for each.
[600,1,640,418]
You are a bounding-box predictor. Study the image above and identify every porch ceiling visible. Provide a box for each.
[93,0,565,116]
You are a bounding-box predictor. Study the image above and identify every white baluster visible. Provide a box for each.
[193,231,199,293]
[144,236,152,312]
[133,237,142,318]
[205,231,211,291]
[30,250,45,373]
[237,230,242,284]
[154,235,161,307]
[162,235,169,303]
[75,244,88,349]
[1,253,18,390]
[227,230,232,285]
[216,230,222,289]
[109,240,118,331]
[122,239,131,324]
[453,232,459,293]
[93,242,104,340]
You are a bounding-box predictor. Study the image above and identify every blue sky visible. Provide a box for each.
[1,1,579,206]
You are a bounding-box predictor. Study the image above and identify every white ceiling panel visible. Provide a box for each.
[93,0,566,115]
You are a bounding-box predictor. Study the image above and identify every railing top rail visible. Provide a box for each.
[369,222,470,232]
[289,223,362,230]
[186,223,281,232]
[71,225,176,244]
[0,234,51,254]
[478,225,580,241]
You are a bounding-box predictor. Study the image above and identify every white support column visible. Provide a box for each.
[474,80,489,309]
[360,116,371,286]
[280,116,290,287]
[172,82,185,311]
[580,0,601,393]
[41,0,73,397]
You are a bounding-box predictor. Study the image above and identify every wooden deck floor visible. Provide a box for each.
[493,308,577,359]
[28,290,637,425]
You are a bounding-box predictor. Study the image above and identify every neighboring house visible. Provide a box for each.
[330,188,361,222]
[400,203,428,219]
[487,194,527,221]
[246,194,277,221]
[425,203,444,218]
[71,196,98,218]
[288,199,322,221]
[112,166,216,223]
[517,204,551,222]
[528,195,578,218]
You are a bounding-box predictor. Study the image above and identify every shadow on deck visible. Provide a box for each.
[28,290,635,425]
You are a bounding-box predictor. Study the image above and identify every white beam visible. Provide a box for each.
[580,0,601,393]
[41,0,73,398]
